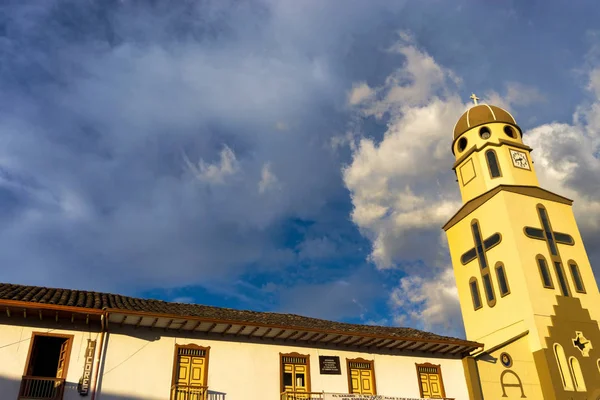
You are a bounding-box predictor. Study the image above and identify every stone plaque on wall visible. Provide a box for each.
[319,355,341,374]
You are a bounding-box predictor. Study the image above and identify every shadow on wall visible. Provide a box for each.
[1,374,227,400]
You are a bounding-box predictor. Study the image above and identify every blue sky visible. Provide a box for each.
[1,0,600,338]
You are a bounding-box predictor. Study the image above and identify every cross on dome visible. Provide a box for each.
[470,93,480,105]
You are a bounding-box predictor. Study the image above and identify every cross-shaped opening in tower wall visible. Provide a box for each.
[461,221,502,306]
[524,205,575,297]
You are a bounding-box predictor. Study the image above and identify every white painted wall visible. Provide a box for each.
[0,322,103,400]
[0,320,470,400]
[98,329,470,400]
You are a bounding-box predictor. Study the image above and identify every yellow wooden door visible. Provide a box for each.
[56,340,69,379]
[176,354,206,400]
[283,363,308,399]
[349,366,375,394]
[419,371,443,398]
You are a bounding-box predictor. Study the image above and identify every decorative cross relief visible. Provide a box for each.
[523,206,574,256]
[572,331,593,357]
[524,206,575,296]
[461,221,502,304]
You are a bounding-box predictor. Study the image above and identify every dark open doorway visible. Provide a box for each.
[19,332,73,400]
[27,335,69,377]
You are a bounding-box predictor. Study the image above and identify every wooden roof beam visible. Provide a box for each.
[189,320,202,332]
[305,332,322,342]
[410,342,430,352]
[289,332,309,342]
[370,338,391,348]
[283,330,299,340]
[246,326,260,337]
[322,334,343,344]
[164,319,174,331]
[221,324,234,336]
[449,345,465,354]
[360,337,379,347]
[271,329,288,340]
[259,328,273,339]
[235,326,247,336]
[394,340,415,351]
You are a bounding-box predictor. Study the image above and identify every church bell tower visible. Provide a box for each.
[444,95,600,399]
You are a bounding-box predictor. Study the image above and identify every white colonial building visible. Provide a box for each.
[0,283,481,400]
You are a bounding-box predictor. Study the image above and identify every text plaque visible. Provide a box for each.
[319,355,341,375]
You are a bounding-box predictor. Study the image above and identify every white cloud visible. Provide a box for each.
[185,146,239,184]
[389,267,461,334]
[258,163,280,194]
[348,82,375,106]
[171,296,194,304]
[344,36,600,335]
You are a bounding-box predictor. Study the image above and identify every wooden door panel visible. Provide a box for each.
[349,368,374,394]
[420,372,444,398]
[56,339,69,379]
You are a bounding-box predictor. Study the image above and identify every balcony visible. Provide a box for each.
[18,376,65,400]
[281,392,324,400]
[281,392,456,400]
[171,384,209,400]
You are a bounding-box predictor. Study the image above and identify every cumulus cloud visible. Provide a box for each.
[185,146,239,184]
[258,163,280,194]
[344,34,600,335]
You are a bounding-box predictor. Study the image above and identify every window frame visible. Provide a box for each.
[485,149,502,178]
[469,277,483,310]
[536,254,554,289]
[470,219,497,307]
[280,352,312,395]
[415,362,447,399]
[553,260,571,297]
[346,357,377,395]
[567,260,586,294]
[170,343,211,397]
[23,331,74,378]
[495,262,511,297]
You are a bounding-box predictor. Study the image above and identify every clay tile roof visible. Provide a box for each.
[0,283,476,346]
[453,104,517,140]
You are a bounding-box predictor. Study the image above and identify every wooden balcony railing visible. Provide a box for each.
[281,392,324,400]
[281,392,456,400]
[18,376,65,400]
[171,384,209,400]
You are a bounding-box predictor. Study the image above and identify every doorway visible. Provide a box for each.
[20,333,73,400]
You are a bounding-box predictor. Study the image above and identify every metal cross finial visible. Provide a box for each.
[470,93,480,105]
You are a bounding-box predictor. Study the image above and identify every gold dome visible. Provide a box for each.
[453,104,517,140]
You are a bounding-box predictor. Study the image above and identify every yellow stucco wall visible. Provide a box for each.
[476,334,544,399]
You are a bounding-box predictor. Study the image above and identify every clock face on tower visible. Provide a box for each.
[509,149,531,170]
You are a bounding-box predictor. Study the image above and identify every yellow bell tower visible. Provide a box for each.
[444,95,600,399]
